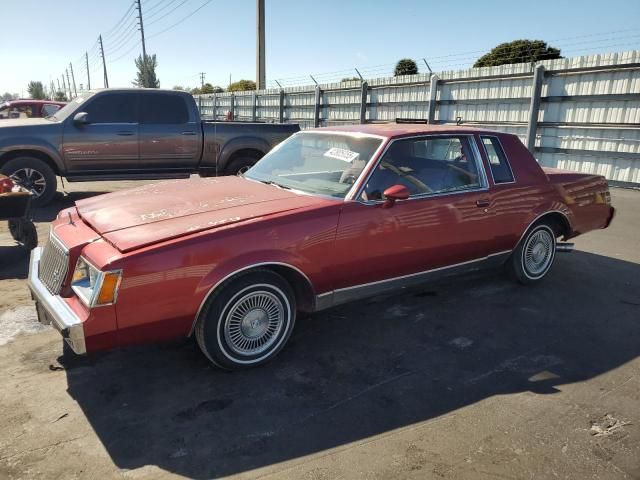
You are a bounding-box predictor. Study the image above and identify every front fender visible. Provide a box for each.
[0,136,65,173]
[194,248,315,299]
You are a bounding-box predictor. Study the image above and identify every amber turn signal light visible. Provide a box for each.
[96,272,122,305]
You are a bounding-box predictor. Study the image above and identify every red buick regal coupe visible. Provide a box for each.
[28,124,615,369]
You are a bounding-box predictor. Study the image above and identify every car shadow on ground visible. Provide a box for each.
[61,251,640,478]
[30,191,111,223]
[0,192,110,280]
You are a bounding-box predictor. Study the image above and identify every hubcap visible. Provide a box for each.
[224,290,285,356]
[10,168,46,197]
[236,166,250,176]
[524,229,554,276]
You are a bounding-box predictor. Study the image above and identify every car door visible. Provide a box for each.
[138,92,201,171]
[331,134,503,300]
[62,92,139,172]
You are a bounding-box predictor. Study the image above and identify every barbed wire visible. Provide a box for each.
[268,33,640,87]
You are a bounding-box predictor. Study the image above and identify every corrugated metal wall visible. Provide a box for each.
[196,50,640,185]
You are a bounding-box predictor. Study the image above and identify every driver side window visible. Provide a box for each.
[83,93,138,124]
[362,136,483,201]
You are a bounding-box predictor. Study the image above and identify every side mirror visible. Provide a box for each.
[73,112,89,126]
[382,184,410,208]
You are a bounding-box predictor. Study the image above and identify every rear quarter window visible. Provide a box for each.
[481,136,515,184]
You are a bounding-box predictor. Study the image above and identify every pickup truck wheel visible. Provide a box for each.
[508,223,557,285]
[226,156,259,176]
[1,157,57,207]
[195,269,296,370]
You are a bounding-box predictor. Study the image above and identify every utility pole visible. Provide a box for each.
[50,81,55,99]
[66,69,72,99]
[136,0,148,85]
[62,74,68,99]
[69,62,77,98]
[99,35,109,88]
[85,52,91,90]
[199,72,206,89]
[256,0,265,90]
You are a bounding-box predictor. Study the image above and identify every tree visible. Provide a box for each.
[132,54,160,88]
[1,92,18,101]
[473,40,562,68]
[228,80,256,92]
[199,83,214,94]
[341,77,360,82]
[190,87,201,95]
[394,59,418,76]
[27,81,46,100]
[54,91,68,102]
[173,85,185,91]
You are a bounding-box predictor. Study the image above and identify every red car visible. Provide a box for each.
[0,99,67,119]
[28,124,615,369]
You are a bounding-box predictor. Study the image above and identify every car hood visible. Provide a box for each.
[76,176,332,252]
[0,117,55,128]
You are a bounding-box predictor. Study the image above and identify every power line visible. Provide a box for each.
[104,24,139,55]
[146,0,189,27]
[110,40,142,63]
[104,2,136,36]
[147,0,214,39]
[144,0,173,14]
[104,20,138,50]
[146,0,181,20]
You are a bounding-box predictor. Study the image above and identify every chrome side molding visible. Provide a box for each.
[315,250,512,311]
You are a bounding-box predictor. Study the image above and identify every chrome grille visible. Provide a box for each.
[38,234,69,295]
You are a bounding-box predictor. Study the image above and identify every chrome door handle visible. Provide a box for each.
[476,199,490,208]
[117,131,134,136]
[181,131,196,136]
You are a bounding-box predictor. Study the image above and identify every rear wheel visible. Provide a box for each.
[507,223,557,285]
[195,269,296,370]
[225,155,261,176]
[1,157,57,207]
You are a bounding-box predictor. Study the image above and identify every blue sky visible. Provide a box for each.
[1,0,639,95]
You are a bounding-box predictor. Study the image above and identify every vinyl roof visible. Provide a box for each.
[313,123,501,138]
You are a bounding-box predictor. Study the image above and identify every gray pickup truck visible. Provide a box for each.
[0,88,299,206]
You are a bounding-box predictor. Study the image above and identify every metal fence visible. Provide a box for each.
[195,50,640,185]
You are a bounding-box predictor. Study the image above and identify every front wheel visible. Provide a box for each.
[195,269,296,370]
[1,157,57,207]
[507,223,557,285]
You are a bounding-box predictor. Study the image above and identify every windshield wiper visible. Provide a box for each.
[260,179,290,190]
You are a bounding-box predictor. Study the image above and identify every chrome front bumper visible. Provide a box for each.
[28,247,87,354]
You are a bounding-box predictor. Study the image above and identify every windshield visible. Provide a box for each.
[47,92,93,120]
[245,132,383,198]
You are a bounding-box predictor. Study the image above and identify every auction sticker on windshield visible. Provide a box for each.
[324,147,359,162]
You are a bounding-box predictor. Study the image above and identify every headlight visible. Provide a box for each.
[71,256,122,307]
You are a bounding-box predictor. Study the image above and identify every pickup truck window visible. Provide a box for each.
[41,104,61,117]
[246,132,382,198]
[364,136,482,200]
[481,136,515,184]
[84,93,138,124]
[140,94,189,124]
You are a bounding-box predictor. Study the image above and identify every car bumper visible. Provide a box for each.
[28,247,86,354]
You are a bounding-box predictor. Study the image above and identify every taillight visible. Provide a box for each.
[0,175,14,193]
